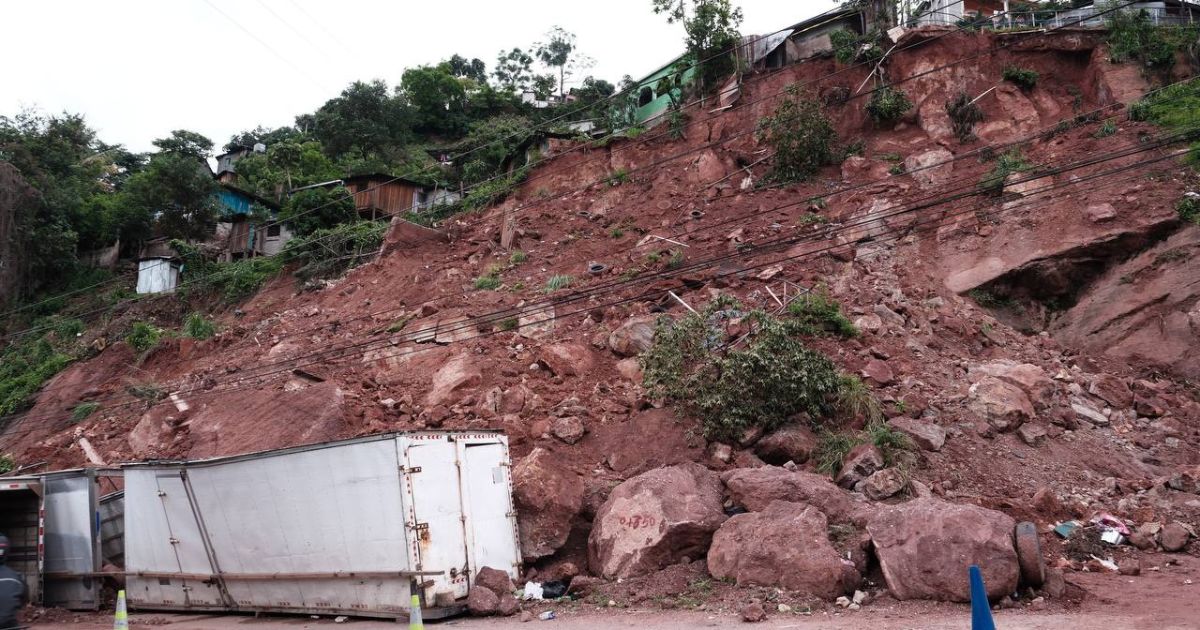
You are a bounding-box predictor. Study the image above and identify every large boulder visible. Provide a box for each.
[512,448,584,561]
[968,361,1055,409]
[1088,374,1133,410]
[904,148,955,190]
[467,585,499,616]
[608,317,657,357]
[588,463,726,578]
[474,566,515,596]
[721,466,873,526]
[967,376,1033,431]
[425,354,482,407]
[537,343,595,377]
[867,498,1019,602]
[753,425,818,464]
[708,501,858,599]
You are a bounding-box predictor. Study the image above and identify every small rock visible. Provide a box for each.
[1084,202,1117,223]
[741,602,767,622]
[848,603,861,611]
[835,444,884,489]
[777,603,791,613]
[497,593,520,616]
[888,418,946,452]
[1118,559,1141,576]
[835,596,851,608]
[852,590,866,605]
[1017,423,1048,446]
[520,610,534,622]
[708,442,734,464]
[468,585,500,616]
[1071,400,1109,426]
[854,314,883,333]
[551,416,586,444]
[1161,522,1191,552]
[475,567,516,596]
[862,359,895,386]
[1032,487,1063,516]
[856,468,907,501]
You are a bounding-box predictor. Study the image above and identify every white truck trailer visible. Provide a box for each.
[0,468,123,610]
[122,430,521,620]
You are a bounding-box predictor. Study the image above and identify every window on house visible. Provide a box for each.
[267,224,281,237]
[638,86,654,107]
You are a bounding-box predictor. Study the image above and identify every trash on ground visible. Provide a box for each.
[540,580,568,599]
[523,581,544,601]
[1054,521,1080,538]
[538,610,556,620]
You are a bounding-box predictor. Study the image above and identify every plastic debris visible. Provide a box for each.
[539,610,556,620]
[1091,513,1130,536]
[1054,521,1080,538]
[1090,555,1119,572]
[541,580,568,599]
[334,616,348,624]
[522,581,544,601]
[1100,530,1125,545]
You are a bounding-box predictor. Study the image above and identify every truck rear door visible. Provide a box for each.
[401,437,469,602]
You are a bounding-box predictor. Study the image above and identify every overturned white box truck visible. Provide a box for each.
[0,468,124,610]
[123,431,521,619]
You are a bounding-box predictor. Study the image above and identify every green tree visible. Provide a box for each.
[311,80,411,158]
[279,185,357,236]
[445,54,488,83]
[531,74,558,100]
[152,129,214,159]
[534,27,594,99]
[266,141,303,190]
[224,125,300,152]
[399,65,468,135]
[121,148,219,241]
[493,47,534,92]
[651,0,744,96]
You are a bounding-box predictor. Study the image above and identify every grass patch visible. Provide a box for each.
[126,321,162,353]
[816,420,914,476]
[604,168,630,187]
[1129,80,1200,167]
[182,312,217,340]
[1178,194,1200,225]
[978,149,1031,195]
[0,316,81,417]
[70,401,100,423]
[1094,119,1118,138]
[474,272,502,290]
[509,250,527,264]
[543,274,573,293]
[787,289,858,338]
[498,317,518,331]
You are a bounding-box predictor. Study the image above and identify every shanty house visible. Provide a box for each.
[342,173,429,219]
[213,144,265,185]
[748,7,865,70]
[135,238,181,295]
[214,183,290,259]
[623,55,698,127]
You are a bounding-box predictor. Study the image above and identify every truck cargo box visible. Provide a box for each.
[122,431,521,619]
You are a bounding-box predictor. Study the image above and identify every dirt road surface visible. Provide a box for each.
[31,555,1199,630]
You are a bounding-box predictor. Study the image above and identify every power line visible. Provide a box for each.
[201,0,330,92]
[255,0,333,58]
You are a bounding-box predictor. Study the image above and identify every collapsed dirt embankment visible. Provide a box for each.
[5,29,1200,614]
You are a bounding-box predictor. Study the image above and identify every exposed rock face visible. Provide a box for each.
[722,466,873,526]
[588,463,726,578]
[708,501,858,599]
[512,448,584,561]
[753,425,818,464]
[888,418,946,452]
[967,377,1033,431]
[904,148,955,190]
[595,408,704,476]
[868,498,1019,602]
[608,317,657,357]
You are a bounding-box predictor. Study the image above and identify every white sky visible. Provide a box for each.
[0,0,840,153]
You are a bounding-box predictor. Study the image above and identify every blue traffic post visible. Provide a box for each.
[970,565,996,630]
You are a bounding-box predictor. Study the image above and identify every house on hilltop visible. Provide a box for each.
[291,174,460,221]
[214,143,265,185]
[214,183,291,260]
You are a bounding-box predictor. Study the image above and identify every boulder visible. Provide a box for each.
[754,425,818,464]
[721,466,873,526]
[835,444,883,489]
[1071,399,1109,426]
[888,418,946,452]
[551,416,586,444]
[867,498,1019,602]
[861,359,895,386]
[425,354,482,407]
[512,448,584,561]
[475,566,515,596]
[967,377,1033,431]
[968,361,1055,409]
[1084,202,1117,223]
[740,602,767,623]
[853,313,884,333]
[467,585,499,616]
[1088,374,1133,410]
[538,343,595,377]
[588,463,726,578]
[496,592,520,617]
[708,501,858,599]
[608,317,657,357]
[856,468,907,501]
[1161,522,1191,552]
[904,148,955,189]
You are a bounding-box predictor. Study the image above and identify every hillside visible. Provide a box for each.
[6,26,1200,622]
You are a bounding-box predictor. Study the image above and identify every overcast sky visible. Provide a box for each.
[1,0,839,153]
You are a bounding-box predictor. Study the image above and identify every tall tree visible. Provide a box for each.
[651,0,744,96]
[122,131,219,241]
[534,27,594,99]
[399,65,469,136]
[311,80,411,158]
[152,129,214,159]
[493,48,534,92]
[445,54,488,83]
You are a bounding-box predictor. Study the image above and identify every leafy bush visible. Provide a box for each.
[279,185,357,236]
[126,322,162,353]
[946,92,984,142]
[127,383,165,401]
[1128,80,1200,167]
[1094,119,1118,138]
[830,29,860,64]
[1002,66,1039,91]
[605,168,630,186]
[459,166,529,213]
[183,312,217,340]
[1107,9,1191,69]
[70,401,100,423]
[640,301,874,441]
[498,317,519,331]
[756,88,839,183]
[787,289,858,338]
[0,455,14,474]
[866,85,913,126]
[1178,194,1200,225]
[978,149,1031,195]
[171,239,285,302]
[544,274,573,293]
[509,250,528,264]
[282,220,387,283]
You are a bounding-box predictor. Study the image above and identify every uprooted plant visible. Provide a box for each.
[756,87,839,183]
[640,297,882,441]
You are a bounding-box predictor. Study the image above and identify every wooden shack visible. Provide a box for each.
[343,174,427,219]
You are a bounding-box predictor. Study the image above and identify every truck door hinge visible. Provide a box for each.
[401,466,422,474]
[168,537,180,545]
